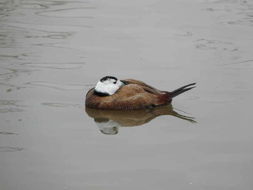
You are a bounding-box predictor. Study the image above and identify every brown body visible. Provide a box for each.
[85,79,175,110]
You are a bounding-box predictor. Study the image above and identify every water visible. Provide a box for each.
[0,0,253,189]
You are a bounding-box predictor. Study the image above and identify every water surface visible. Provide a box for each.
[1,0,253,189]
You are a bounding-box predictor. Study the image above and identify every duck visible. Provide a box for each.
[85,76,196,110]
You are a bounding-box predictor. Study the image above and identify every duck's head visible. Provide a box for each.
[94,76,124,96]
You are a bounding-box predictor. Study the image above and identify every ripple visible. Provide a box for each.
[25,31,72,40]
[0,146,24,152]
[0,108,23,113]
[0,100,18,106]
[223,59,253,69]
[231,59,253,64]
[0,66,34,81]
[41,102,81,108]
[0,67,10,75]
[0,100,25,113]
[205,0,253,27]
[20,2,49,10]
[0,53,27,61]
[25,81,85,91]
[37,7,96,18]
[195,39,238,52]
[0,82,24,91]
[0,131,17,135]
[22,62,85,70]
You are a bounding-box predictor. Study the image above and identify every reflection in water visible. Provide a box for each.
[85,104,196,135]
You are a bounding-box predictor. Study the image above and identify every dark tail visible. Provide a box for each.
[170,83,196,98]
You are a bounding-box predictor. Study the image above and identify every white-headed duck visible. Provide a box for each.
[85,76,195,110]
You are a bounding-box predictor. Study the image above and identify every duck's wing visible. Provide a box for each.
[112,82,170,109]
[121,79,162,94]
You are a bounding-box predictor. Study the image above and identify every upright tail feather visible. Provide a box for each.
[170,83,196,98]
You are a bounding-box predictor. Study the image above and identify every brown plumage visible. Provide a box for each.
[85,77,196,110]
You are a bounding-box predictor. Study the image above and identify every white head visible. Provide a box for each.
[94,76,124,96]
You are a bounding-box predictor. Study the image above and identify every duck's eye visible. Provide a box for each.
[113,81,117,84]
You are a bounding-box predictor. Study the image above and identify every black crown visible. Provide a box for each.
[100,76,118,82]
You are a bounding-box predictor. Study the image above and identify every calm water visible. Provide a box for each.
[1,0,253,189]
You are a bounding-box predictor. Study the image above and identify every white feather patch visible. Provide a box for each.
[95,79,124,95]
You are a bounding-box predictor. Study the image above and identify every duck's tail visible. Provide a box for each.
[170,83,196,98]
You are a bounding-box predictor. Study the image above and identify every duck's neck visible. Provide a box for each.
[94,90,110,97]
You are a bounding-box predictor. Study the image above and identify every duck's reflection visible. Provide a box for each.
[85,104,196,135]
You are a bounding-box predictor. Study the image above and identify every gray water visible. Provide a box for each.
[1,0,253,189]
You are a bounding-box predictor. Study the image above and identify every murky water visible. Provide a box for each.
[1,0,253,189]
